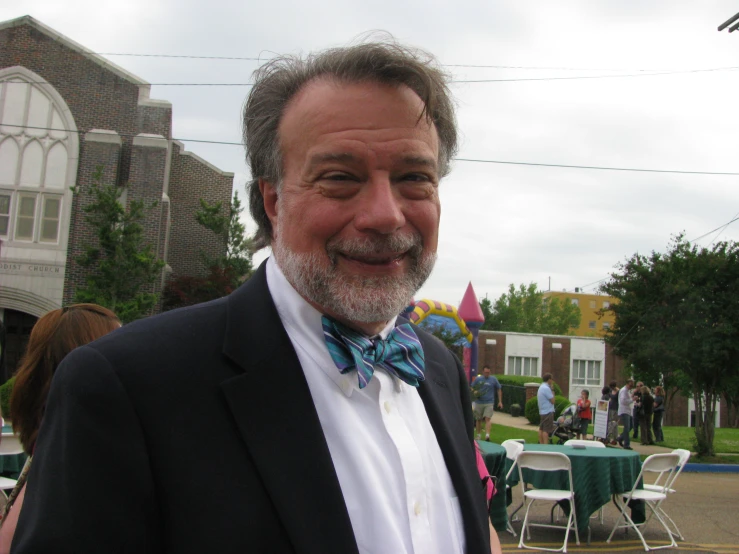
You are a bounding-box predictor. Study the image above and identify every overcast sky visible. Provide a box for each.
[5,1,738,306]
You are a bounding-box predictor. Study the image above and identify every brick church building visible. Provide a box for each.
[0,16,234,379]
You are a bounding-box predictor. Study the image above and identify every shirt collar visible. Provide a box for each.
[266,257,400,397]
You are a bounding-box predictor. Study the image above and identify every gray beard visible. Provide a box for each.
[274,232,436,324]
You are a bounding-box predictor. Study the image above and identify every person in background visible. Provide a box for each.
[537,374,556,444]
[608,380,619,445]
[632,381,644,440]
[471,366,503,441]
[576,389,592,440]
[639,386,655,445]
[652,385,666,443]
[0,305,120,553]
[618,379,635,450]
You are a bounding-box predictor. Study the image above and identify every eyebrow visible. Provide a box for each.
[307,152,359,166]
[399,155,438,170]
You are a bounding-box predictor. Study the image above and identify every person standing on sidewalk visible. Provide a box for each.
[652,386,666,442]
[607,380,620,444]
[471,366,503,441]
[537,374,556,444]
[632,381,644,440]
[639,386,655,445]
[618,379,635,449]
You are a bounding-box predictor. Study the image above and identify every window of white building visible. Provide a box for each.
[508,356,538,377]
[0,73,73,246]
[572,359,601,385]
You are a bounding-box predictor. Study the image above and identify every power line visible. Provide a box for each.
[5,124,739,177]
[451,66,739,83]
[710,210,739,245]
[93,53,732,74]
[689,215,739,242]
[17,64,739,88]
[454,158,739,176]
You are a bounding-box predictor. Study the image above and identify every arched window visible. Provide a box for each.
[0,68,78,247]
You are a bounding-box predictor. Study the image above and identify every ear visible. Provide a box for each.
[260,178,279,229]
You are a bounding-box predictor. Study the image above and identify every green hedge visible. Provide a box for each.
[525,395,572,425]
[494,375,563,396]
[500,384,526,413]
[0,377,15,420]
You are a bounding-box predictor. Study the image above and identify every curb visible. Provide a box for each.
[683,463,739,473]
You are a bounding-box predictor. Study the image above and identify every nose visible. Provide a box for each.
[353,176,405,234]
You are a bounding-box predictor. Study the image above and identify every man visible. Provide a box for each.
[537,373,556,444]
[471,365,503,441]
[607,380,620,444]
[13,41,500,554]
[618,379,636,450]
[632,380,644,440]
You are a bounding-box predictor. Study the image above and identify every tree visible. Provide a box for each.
[73,169,164,324]
[480,283,581,334]
[601,235,739,455]
[419,320,466,359]
[194,192,253,280]
[163,192,254,310]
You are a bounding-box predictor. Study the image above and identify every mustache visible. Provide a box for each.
[326,233,424,260]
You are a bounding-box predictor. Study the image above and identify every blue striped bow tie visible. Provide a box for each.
[321,316,425,389]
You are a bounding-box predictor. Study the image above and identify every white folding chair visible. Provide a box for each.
[500,439,524,536]
[0,433,25,491]
[564,439,605,448]
[642,448,690,541]
[517,451,580,553]
[606,453,680,551]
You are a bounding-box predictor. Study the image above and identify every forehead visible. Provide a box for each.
[277,78,439,160]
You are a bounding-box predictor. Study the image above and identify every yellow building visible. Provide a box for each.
[542,290,616,337]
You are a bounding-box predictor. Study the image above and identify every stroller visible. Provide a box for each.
[550,404,579,444]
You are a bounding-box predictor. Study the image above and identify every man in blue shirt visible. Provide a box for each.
[471,366,503,441]
[537,373,556,444]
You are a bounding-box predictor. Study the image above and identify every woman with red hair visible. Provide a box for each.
[0,304,119,552]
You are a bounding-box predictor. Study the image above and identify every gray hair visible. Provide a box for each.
[242,39,458,249]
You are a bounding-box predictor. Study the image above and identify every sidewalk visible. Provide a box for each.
[491,410,675,456]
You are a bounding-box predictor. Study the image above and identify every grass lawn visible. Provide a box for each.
[484,425,540,445]
[659,426,739,454]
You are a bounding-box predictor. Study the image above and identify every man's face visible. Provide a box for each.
[482,368,491,378]
[262,79,441,330]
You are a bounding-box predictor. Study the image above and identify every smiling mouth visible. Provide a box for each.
[340,253,406,265]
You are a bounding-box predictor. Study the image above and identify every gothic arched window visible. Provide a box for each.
[0,67,78,249]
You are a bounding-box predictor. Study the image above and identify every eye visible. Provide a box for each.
[323,172,356,181]
[400,172,433,183]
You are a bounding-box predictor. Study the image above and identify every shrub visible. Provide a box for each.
[0,377,15,421]
[525,395,573,425]
[495,375,562,396]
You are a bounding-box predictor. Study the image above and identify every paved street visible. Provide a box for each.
[499,471,739,553]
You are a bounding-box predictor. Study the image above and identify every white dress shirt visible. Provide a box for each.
[266,258,465,554]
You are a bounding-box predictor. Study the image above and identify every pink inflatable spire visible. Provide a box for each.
[458,282,484,323]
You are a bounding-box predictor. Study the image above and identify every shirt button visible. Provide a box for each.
[414,502,421,516]
[384,401,392,413]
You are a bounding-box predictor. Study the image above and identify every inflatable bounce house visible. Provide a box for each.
[404,282,485,381]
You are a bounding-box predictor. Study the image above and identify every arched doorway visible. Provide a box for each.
[0,308,37,382]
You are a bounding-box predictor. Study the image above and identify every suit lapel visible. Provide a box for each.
[415,331,490,554]
[220,263,359,554]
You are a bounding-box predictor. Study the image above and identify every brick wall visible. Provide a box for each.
[477,331,506,375]
[166,142,233,278]
[2,20,233,311]
[542,337,571,397]
[63,134,122,304]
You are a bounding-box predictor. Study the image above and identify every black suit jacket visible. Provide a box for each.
[13,262,490,554]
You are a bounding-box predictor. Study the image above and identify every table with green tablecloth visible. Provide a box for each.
[507,444,644,533]
[476,441,510,532]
